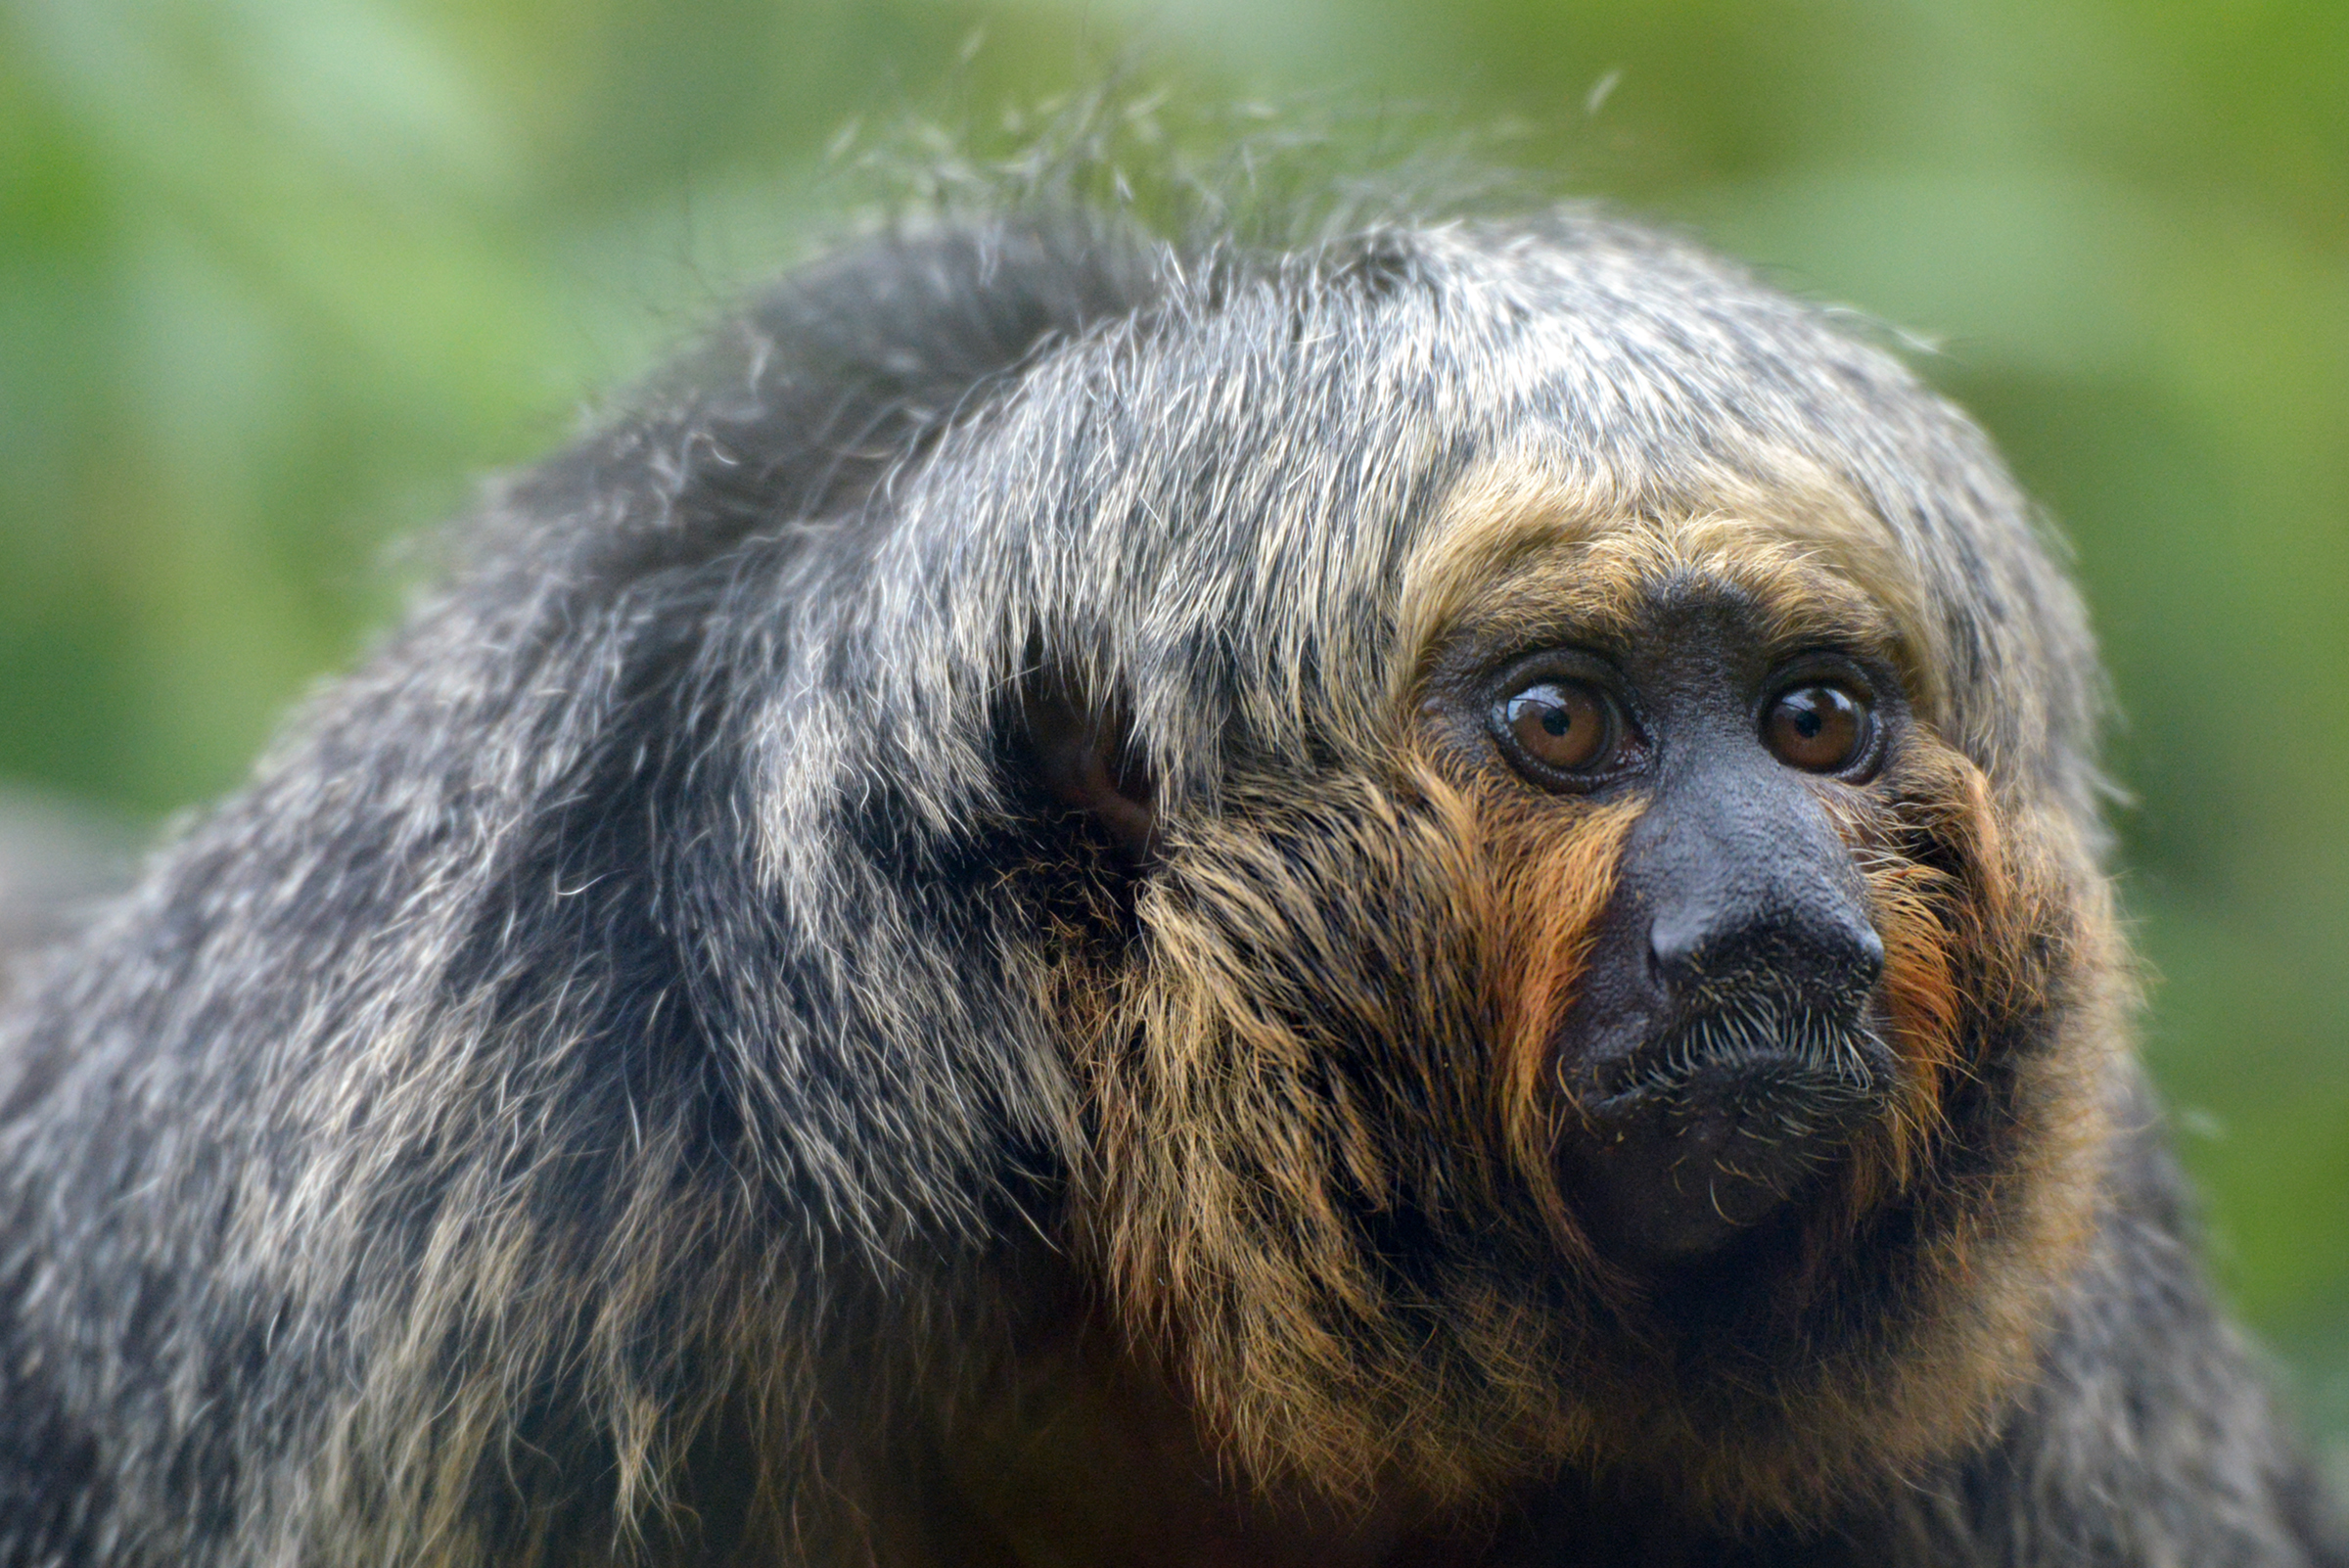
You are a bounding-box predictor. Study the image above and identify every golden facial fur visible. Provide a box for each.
[1067,467,2122,1523]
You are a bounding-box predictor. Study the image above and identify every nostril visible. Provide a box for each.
[1855,922,1887,984]
[1647,907,1713,989]
[1646,904,1885,998]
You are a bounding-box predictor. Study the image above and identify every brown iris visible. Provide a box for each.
[1764,684,1871,773]
[1499,680,1613,773]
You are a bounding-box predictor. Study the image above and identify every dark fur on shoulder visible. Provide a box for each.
[0,135,2338,1567]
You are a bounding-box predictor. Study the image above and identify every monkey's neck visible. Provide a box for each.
[888,1251,1514,1568]
[923,1305,1461,1567]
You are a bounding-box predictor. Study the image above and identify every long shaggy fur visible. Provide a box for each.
[0,160,2338,1568]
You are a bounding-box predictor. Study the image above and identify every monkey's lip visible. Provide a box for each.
[1583,1017,1892,1125]
[1564,1014,1894,1264]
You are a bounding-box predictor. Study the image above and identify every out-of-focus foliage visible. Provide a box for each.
[2,0,2343,1461]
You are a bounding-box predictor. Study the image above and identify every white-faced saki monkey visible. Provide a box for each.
[0,170,2341,1567]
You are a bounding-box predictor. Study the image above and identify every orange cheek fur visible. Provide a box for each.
[1468,789,1644,1234]
[1828,746,2019,1202]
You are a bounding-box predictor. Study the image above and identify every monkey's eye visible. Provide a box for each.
[1763,684,1873,774]
[1495,680,1619,777]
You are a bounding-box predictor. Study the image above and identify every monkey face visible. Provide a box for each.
[1418,558,1911,1268]
[1063,484,2109,1519]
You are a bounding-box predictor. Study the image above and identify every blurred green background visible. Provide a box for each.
[2,0,2343,1466]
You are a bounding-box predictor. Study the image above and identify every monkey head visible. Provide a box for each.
[948,221,2127,1525]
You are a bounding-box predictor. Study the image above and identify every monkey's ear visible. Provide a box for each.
[1020,677,1157,864]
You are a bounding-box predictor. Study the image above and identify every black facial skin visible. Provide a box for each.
[1427,595,1907,1270]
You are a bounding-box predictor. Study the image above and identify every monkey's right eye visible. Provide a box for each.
[1495,680,1620,778]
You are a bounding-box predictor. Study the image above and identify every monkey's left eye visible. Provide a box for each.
[1494,679,1624,779]
[1763,683,1875,775]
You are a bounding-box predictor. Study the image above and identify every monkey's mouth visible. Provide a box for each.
[1562,1007,1897,1266]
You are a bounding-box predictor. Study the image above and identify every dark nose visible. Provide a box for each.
[1647,898,1885,1007]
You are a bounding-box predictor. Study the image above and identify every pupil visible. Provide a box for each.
[1542,707,1572,736]
[1794,708,1822,738]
